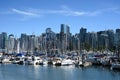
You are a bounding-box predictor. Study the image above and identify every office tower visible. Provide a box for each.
[0,32,7,53]
[20,33,28,52]
[45,28,56,54]
[106,30,114,51]
[7,34,15,53]
[114,29,120,56]
[79,27,87,50]
[60,24,71,53]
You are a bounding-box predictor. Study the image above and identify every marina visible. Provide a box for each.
[0,51,120,70]
[1,0,120,80]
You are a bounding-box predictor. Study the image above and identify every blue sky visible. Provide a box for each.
[0,0,120,37]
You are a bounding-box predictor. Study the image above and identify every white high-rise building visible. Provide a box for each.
[7,34,15,53]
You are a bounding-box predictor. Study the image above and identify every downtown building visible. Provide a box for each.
[114,29,120,56]
[0,32,7,53]
[7,34,15,53]
[60,24,71,53]
[19,33,39,53]
[0,25,120,54]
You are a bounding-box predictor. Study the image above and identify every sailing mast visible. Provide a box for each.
[17,39,20,53]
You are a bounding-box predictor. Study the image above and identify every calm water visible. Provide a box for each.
[0,64,120,80]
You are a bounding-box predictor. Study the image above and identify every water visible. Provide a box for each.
[0,64,120,80]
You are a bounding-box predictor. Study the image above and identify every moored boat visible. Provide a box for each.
[27,56,41,65]
[61,59,75,66]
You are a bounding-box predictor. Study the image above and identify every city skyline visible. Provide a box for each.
[0,24,120,54]
[0,0,120,36]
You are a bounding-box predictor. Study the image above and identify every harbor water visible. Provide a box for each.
[0,64,120,80]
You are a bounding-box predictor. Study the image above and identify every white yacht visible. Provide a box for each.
[61,59,75,66]
[52,57,62,66]
[27,56,41,65]
[39,58,48,65]
[2,56,12,63]
[13,57,23,64]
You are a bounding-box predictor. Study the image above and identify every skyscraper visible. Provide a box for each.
[20,33,29,52]
[60,24,71,53]
[7,34,15,53]
[114,29,120,56]
[79,27,87,50]
[60,24,70,35]
[0,32,7,53]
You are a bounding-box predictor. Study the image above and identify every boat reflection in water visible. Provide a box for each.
[0,64,120,80]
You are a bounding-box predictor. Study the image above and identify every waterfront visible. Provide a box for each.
[0,64,120,80]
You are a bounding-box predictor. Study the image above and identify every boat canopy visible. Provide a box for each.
[16,53,25,57]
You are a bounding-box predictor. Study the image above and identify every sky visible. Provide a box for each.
[0,0,120,37]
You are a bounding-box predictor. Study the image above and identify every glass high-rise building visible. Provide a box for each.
[60,24,70,52]
[1,32,7,49]
[60,24,70,34]
[0,32,7,53]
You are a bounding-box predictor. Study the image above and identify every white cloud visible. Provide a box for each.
[73,11,87,16]
[7,6,120,21]
[10,8,41,21]
[54,5,87,16]
[33,5,87,16]
[12,8,38,16]
[87,8,119,16]
[42,6,119,16]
